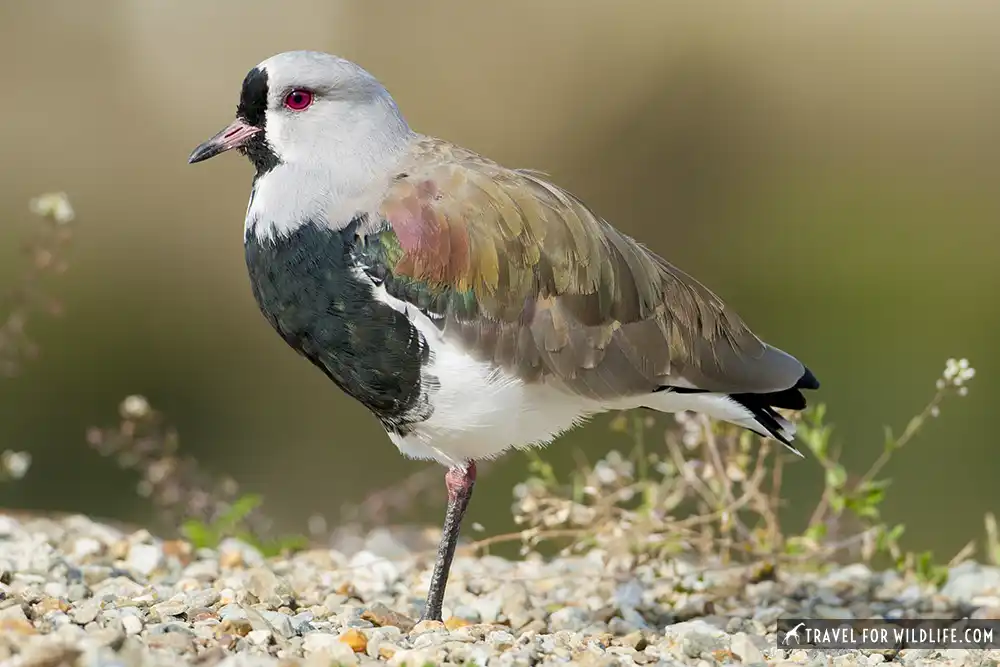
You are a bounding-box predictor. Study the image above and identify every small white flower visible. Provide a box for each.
[1,450,31,479]
[307,514,328,536]
[941,357,976,388]
[29,192,75,224]
[958,386,969,397]
[936,379,945,390]
[120,395,151,419]
[930,406,940,418]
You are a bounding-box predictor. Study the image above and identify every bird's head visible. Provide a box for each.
[188,51,411,177]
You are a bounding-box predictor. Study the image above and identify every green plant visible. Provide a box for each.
[181,493,309,557]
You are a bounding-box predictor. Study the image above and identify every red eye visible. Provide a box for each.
[283,89,313,111]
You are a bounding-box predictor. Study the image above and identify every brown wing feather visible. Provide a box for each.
[377,136,803,398]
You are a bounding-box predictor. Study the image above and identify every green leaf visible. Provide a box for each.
[803,522,828,542]
[223,494,262,524]
[883,425,896,452]
[830,494,846,513]
[825,464,847,490]
[181,520,216,549]
[259,535,310,558]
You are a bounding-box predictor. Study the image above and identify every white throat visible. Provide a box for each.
[245,104,412,242]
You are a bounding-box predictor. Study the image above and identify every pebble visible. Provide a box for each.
[2,512,999,666]
[126,543,163,576]
[730,631,765,663]
[70,599,101,624]
[247,629,272,646]
[302,632,342,652]
[121,615,143,635]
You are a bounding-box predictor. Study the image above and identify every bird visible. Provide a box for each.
[188,50,819,622]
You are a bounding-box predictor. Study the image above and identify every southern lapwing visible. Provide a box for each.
[188,51,819,621]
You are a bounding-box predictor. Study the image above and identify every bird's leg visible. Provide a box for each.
[420,461,477,622]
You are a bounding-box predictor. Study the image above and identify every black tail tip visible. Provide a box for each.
[797,366,820,391]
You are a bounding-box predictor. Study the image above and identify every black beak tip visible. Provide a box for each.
[187,144,215,165]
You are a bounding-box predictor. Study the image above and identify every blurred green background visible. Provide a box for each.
[0,1,996,557]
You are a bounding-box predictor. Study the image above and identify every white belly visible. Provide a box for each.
[388,358,602,467]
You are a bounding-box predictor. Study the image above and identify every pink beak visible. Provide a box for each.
[188,118,261,164]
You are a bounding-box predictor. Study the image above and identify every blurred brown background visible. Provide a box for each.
[0,1,996,557]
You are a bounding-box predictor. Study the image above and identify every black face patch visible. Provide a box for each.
[237,67,269,126]
[236,67,280,176]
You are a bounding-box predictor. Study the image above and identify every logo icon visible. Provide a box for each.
[783,622,806,645]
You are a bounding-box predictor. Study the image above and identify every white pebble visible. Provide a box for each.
[122,615,143,635]
[126,543,164,576]
[246,629,272,646]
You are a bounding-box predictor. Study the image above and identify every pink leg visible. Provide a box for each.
[421,461,477,621]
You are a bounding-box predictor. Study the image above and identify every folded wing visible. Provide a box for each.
[364,136,809,401]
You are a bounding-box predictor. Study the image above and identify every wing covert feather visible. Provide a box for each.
[371,136,803,397]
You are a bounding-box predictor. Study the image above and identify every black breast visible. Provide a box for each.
[244,219,433,434]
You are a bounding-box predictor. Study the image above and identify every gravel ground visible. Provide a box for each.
[1,512,998,666]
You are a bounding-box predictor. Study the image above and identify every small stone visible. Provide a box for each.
[152,600,188,619]
[361,603,416,632]
[488,630,516,647]
[246,629,272,646]
[942,563,1000,602]
[183,560,220,581]
[410,619,445,635]
[291,611,315,633]
[122,615,143,635]
[66,584,89,602]
[186,607,217,623]
[187,589,220,608]
[260,610,295,638]
[340,628,368,652]
[445,616,472,630]
[814,604,854,620]
[0,515,18,537]
[218,538,265,567]
[730,632,765,663]
[162,540,193,564]
[148,622,194,636]
[146,632,193,652]
[36,598,70,615]
[247,567,294,608]
[217,604,247,621]
[219,550,244,569]
[664,620,728,659]
[71,600,101,625]
[0,608,28,623]
[549,606,590,631]
[621,631,648,650]
[71,537,104,561]
[302,631,341,652]
[126,543,163,576]
[387,648,432,667]
[469,594,502,623]
[216,618,253,638]
[0,617,35,635]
